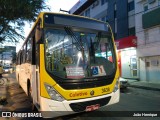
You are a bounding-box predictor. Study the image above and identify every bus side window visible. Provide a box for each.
[18,53,20,65]
[16,53,19,65]
[26,37,32,63]
[35,21,42,44]
[31,35,36,65]
[20,51,22,65]
[23,45,27,63]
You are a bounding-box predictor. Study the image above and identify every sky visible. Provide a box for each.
[24,0,79,36]
[15,0,79,52]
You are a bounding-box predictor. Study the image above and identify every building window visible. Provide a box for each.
[80,12,84,16]
[101,15,107,22]
[114,33,117,39]
[128,1,134,11]
[115,18,117,35]
[128,27,135,35]
[114,3,117,10]
[85,8,90,17]
[101,0,107,5]
[92,0,99,9]
[148,0,156,4]
[144,3,148,12]
[114,3,117,18]
[114,10,117,18]
[146,62,150,67]
[102,17,105,22]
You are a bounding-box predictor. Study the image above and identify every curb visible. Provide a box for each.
[128,85,160,91]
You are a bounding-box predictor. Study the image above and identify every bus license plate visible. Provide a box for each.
[85,104,100,111]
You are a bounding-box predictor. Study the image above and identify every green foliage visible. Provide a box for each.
[0,0,49,43]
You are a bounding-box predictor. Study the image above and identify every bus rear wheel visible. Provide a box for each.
[27,81,32,100]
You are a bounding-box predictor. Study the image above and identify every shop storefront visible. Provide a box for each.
[115,36,139,79]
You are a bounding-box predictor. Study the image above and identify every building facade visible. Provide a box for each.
[135,0,160,83]
[70,0,138,80]
[0,46,16,66]
[0,52,12,66]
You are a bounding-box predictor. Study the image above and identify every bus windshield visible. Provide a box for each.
[45,27,116,79]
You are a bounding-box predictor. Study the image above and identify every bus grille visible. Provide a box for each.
[69,96,111,112]
[58,77,114,90]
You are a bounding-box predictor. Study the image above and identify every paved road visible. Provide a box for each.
[66,87,160,120]
[0,73,160,120]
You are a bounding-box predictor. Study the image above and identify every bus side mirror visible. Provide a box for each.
[35,24,42,44]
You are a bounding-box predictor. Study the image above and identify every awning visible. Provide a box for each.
[115,36,137,50]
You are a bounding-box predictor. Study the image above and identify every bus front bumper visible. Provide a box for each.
[40,89,120,118]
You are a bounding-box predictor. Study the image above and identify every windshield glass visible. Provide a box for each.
[45,28,116,79]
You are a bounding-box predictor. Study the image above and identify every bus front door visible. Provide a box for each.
[31,39,40,107]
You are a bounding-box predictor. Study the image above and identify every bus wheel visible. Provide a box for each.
[27,82,32,101]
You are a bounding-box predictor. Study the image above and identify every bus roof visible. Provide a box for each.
[18,12,109,53]
[41,12,108,32]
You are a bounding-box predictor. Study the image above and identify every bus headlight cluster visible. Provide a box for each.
[113,78,119,92]
[44,84,64,102]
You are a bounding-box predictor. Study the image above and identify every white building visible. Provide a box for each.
[70,0,108,20]
[135,0,160,83]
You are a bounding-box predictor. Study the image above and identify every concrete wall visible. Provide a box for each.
[139,56,160,83]
[146,56,160,83]
[139,58,147,81]
[135,0,160,53]
[135,0,160,82]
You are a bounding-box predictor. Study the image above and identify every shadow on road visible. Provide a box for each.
[120,88,131,93]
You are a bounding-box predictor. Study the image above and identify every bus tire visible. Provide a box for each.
[27,80,32,100]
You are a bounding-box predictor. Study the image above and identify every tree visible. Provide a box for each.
[0,0,49,43]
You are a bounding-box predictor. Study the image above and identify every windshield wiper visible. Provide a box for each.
[64,27,83,51]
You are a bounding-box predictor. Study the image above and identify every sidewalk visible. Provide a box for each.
[0,73,32,113]
[0,78,8,106]
[127,79,160,91]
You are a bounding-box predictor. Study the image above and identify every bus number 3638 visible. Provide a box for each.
[102,87,110,93]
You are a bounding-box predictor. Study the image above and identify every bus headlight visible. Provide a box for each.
[44,84,64,102]
[113,78,119,92]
